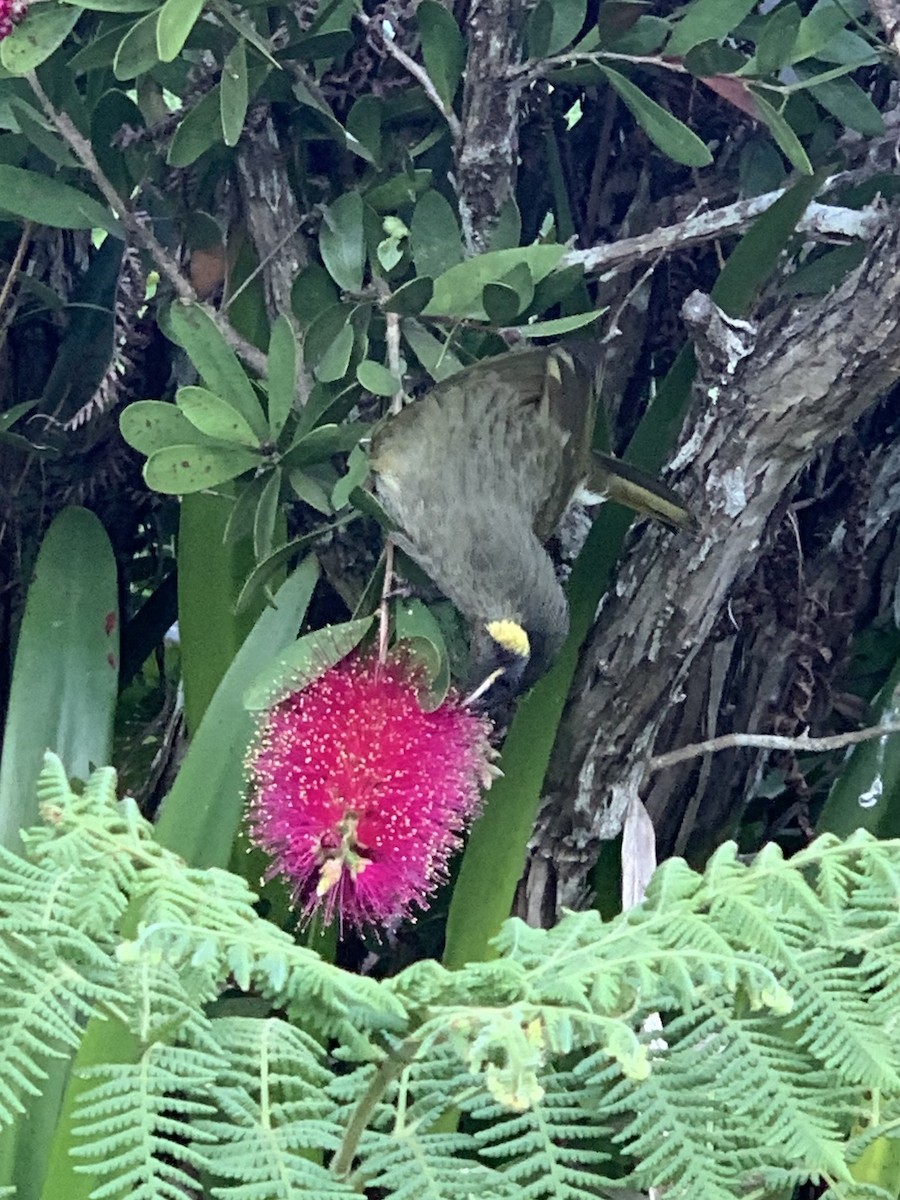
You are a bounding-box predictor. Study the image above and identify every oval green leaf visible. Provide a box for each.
[382,275,434,316]
[423,244,565,319]
[253,467,282,560]
[175,385,260,446]
[356,359,400,396]
[410,189,463,279]
[0,3,80,73]
[417,0,465,107]
[113,8,160,79]
[666,0,757,56]
[120,399,214,455]
[144,444,261,494]
[167,86,222,166]
[167,302,268,439]
[319,191,366,293]
[157,0,204,61]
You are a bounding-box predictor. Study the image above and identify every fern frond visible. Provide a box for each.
[70,1042,222,1200]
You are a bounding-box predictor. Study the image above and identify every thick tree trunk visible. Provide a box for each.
[522,220,900,916]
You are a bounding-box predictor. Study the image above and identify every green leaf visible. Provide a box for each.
[223,471,269,544]
[410,192,465,280]
[332,442,369,511]
[525,0,552,57]
[666,0,757,56]
[423,244,565,319]
[315,322,355,383]
[0,4,80,72]
[819,649,900,839]
[7,99,78,168]
[598,66,712,167]
[357,359,400,396]
[220,38,248,146]
[489,197,522,252]
[417,0,465,106]
[244,616,374,710]
[319,191,366,293]
[401,318,463,380]
[253,466,282,561]
[512,309,605,338]
[792,0,866,64]
[751,90,813,175]
[808,74,884,136]
[175,385,261,446]
[167,302,269,439]
[394,599,450,709]
[120,399,214,455]
[346,95,382,165]
[0,508,117,854]
[292,263,340,327]
[144,444,261,493]
[0,166,119,235]
[482,280,522,326]
[754,2,802,75]
[266,314,297,440]
[155,559,320,865]
[157,0,204,61]
[382,276,434,316]
[304,302,352,370]
[167,85,222,166]
[289,469,332,514]
[527,0,587,57]
[282,422,367,469]
[0,398,37,434]
[112,9,160,79]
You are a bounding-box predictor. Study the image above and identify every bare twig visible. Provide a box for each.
[354,11,461,142]
[870,0,900,58]
[649,721,900,774]
[0,220,32,333]
[377,541,395,669]
[26,72,268,377]
[564,193,884,280]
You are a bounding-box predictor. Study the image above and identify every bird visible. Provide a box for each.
[368,341,689,707]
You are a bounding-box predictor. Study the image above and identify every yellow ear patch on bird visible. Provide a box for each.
[485,620,530,660]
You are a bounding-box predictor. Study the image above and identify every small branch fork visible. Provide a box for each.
[26,72,268,377]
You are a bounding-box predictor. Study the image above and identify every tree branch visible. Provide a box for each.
[649,722,900,774]
[354,10,461,141]
[564,194,884,279]
[525,216,900,914]
[27,72,268,378]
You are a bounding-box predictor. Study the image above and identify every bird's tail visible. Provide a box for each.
[584,452,693,530]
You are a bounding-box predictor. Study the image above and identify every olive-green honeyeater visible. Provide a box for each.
[369,342,688,702]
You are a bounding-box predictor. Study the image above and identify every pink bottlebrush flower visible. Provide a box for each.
[0,0,27,39]
[246,651,495,932]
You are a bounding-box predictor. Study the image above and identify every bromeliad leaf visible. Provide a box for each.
[243,616,374,709]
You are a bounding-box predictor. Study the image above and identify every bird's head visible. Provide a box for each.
[465,612,564,721]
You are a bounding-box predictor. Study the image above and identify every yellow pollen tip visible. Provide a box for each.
[485,619,530,660]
